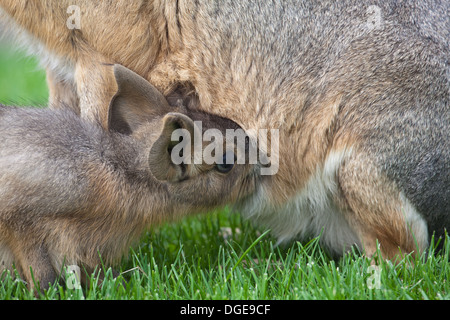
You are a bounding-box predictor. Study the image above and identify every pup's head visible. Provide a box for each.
[107,64,259,211]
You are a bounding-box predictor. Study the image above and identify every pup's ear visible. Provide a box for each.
[149,112,202,182]
[108,64,171,134]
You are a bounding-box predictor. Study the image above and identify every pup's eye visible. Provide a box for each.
[216,151,235,173]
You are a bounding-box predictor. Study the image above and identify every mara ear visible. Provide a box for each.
[108,64,171,134]
[148,112,202,182]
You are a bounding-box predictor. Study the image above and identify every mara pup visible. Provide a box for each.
[0,64,258,289]
[0,1,448,259]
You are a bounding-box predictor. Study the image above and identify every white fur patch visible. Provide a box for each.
[400,192,429,251]
[239,149,360,256]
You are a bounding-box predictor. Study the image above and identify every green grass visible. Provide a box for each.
[0,44,48,106]
[1,210,449,300]
[0,45,449,301]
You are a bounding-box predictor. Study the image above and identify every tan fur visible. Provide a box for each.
[0,1,448,259]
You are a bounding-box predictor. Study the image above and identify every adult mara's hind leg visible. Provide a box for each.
[337,152,429,260]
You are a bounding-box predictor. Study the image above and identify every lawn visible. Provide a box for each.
[0,44,448,302]
[0,44,48,107]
